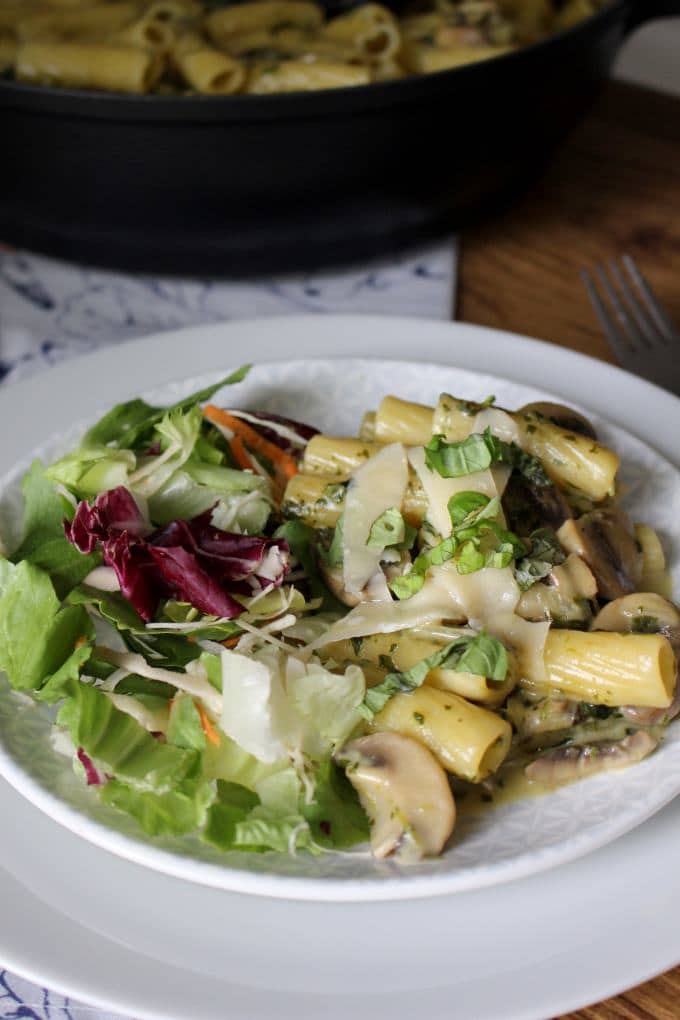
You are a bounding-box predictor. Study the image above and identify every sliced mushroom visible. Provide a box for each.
[621,686,680,727]
[517,554,596,625]
[519,401,598,440]
[524,730,658,786]
[557,510,643,601]
[593,592,680,647]
[593,592,680,725]
[336,732,455,863]
[506,693,579,740]
[502,471,573,536]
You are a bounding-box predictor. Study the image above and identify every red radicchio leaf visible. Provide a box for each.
[66,487,148,554]
[77,747,106,786]
[65,487,290,622]
[103,532,159,623]
[147,545,244,619]
[152,513,289,586]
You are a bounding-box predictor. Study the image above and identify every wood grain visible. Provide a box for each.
[459,80,680,363]
[458,78,680,1020]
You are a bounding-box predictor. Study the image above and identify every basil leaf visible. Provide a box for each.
[390,492,525,599]
[360,632,508,719]
[323,514,345,568]
[452,633,508,681]
[425,433,493,477]
[367,507,406,550]
[425,429,551,489]
[513,527,565,591]
[447,491,492,526]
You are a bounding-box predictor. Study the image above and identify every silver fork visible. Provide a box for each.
[581,255,680,396]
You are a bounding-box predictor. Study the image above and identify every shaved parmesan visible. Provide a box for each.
[342,443,408,596]
[473,407,525,448]
[407,446,501,538]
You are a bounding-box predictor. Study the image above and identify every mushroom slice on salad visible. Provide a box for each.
[336,732,455,863]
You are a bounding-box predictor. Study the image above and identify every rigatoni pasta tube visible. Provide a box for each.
[0,33,15,73]
[114,16,174,52]
[322,3,400,63]
[374,395,433,445]
[431,393,620,501]
[402,41,510,74]
[16,41,163,93]
[172,33,245,93]
[206,1,322,43]
[326,632,516,706]
[17,3,141,42]
[527,630,677,708]
[281,471,428,528]
[371,686,512,782]
[247,59,370,94]
[302,435,385,478]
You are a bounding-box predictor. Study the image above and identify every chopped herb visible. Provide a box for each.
[513,527,566,591]
[390,492,525,599]
[425,428,551,488]
[413,712,425,724]
[631,614,660,634]
[350,637,364,656]
[359,632,508,719]
[323,482,348,505]
[378,654,397,673]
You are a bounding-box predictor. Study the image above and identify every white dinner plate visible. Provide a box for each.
[1,315,680,1017]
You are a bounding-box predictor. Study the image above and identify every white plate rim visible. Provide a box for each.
[1,347,680,900]
[2,315,680,1019]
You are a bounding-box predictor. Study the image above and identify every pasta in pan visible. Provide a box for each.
[2,0,611,96]
[2,368,676,866]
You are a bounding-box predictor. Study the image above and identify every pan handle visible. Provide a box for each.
[627,0,680,32]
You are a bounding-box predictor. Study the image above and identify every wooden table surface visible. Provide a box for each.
[459,78,680,1020]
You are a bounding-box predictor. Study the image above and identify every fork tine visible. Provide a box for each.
[607,260,655,349]
[622,255,679,344]
[580,269,632,365]
[594,264,646,350]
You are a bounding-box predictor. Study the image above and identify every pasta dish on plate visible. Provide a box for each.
[1,0,610,95]
[0,366,677,865]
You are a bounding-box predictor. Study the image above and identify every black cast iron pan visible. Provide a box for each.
[0,0,678,275]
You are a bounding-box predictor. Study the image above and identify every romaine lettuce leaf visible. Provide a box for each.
[46,446,135,498]
[167,693,207,751]
[57,679,198,792]
[0,560,94,693]
[11,461,101,598]
[301,756,369,849]
[100,777,214,837]
[83,366,251,450]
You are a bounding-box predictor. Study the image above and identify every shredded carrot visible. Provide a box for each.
[196,702,220,746]
[221,635,241,649]
[74,635,88,649]
[229,433,254,472]
[204,404,298,496]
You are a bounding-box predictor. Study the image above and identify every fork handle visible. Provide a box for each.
[627,0,680,32]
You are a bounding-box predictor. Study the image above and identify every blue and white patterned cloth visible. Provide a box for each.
[0,243,457,385]
[0,238,457,1020]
